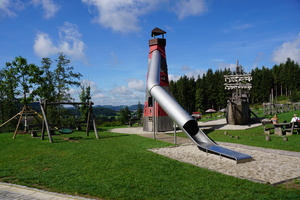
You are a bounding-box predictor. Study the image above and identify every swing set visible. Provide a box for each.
[0,100,99,143]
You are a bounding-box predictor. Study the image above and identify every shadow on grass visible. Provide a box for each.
[99,134,131,139]
[203,129,215,135]
[54,133,132,143]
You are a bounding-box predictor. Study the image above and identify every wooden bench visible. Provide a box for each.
[285,122,300,135]
[261,120,274,135]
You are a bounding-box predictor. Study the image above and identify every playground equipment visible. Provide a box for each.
[143,28,173,132]
[58,127,74,134]
[0,105,43,139]
[40,100,99,143]
[145,28,252,163]
[0,101,99,143]
[224,61,252,125]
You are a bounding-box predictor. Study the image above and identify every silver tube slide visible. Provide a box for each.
[147,50,216,145]
[147,50,253,163]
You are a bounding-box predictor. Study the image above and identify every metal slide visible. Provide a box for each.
[147,50,253,163]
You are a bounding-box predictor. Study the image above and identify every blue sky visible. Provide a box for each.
[1,0,300,106]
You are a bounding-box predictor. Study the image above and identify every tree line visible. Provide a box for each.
[1,55,299,130]
[169,58,300,114]
[0,53,86,130]
[0,53,143,130]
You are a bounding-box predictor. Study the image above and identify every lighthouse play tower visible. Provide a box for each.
[143,28,173,132]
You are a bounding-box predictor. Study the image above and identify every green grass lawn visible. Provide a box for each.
[175,110,300,152]
[207,110,300,152]
[0,125,300,199]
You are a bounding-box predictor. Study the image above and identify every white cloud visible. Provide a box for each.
[34,22,86,62]
[111,86,130,94]
[185,69,205,79]
[0,0,58,18]
[68,88,79,99]
[70,79,102,102]
[172,0,207,19]
[217,62,237,71]
[81,79,145,106]
[128,79,145,92]
[171,65,205,80]
[0,0,24,17]
[82,0,208,33]
[272,33,300,64]
[33,33,59,57]
[81,79,101,94]
[70,84,144,106]
[82,0,161,33]
[169,74,181,81]
[31,0,60,19]
[75,81,145,106]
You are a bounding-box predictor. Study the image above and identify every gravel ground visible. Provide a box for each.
[109,119,300,184]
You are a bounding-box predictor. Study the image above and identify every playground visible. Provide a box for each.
[1,121,300,199]
[110,119,300,185]
[1,28,300,199]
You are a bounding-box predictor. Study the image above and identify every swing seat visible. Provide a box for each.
[58,127,73,134]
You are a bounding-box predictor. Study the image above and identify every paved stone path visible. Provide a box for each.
[0,182,95,200]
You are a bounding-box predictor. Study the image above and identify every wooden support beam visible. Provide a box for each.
[13,106,26,139]
[0,112,21,128]
[40,99,53,143]
[90,101,99,139]
[86,102,91,137]
[39,100,99,141]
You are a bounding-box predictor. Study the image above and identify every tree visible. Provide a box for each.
[79,83,91,122]
[0,69,19,126]
[284,58,300,97]
[119,106,131,125]
[174,75,196,113]
[53,53,82,102]
[5,56,43,105]
[34,57,56,102]
[136,101,143,125]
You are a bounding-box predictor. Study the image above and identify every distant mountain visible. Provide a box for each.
[95,104,144,111]
[27,102,144,112]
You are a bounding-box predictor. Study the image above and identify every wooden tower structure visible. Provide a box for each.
[224,60,252,125]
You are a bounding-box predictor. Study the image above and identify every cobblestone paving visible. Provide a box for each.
[0,189,39,200]
[0,182,94,200]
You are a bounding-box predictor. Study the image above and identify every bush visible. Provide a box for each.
[100,121,122,127]
[289,91,300,102]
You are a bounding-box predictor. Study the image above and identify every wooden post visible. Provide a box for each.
[13,106,26,139]
[86,102,91,137]
[0,112,21,128]
[173,122,177,144]
[40,99,53,143]
[40,100,46,140]
[90,102,99,139]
